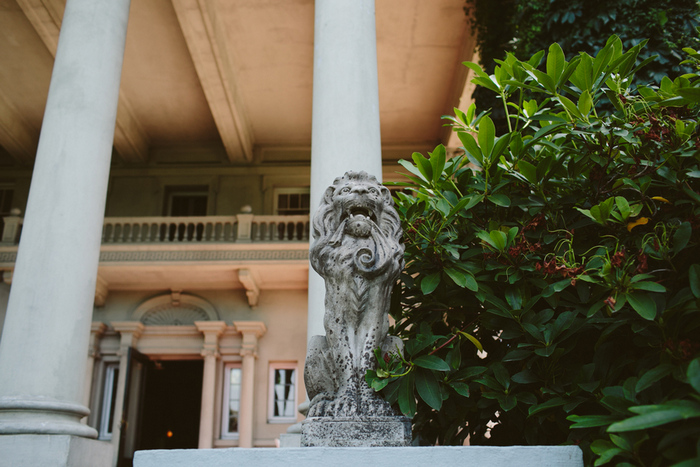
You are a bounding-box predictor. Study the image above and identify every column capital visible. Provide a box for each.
[233,321,267,338]
[112,321,145,354]
[194,320,227,336]
[201,348,220,359]
[196,321,227,357]
[87,322,107,358]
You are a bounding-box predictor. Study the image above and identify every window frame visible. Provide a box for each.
[272,187,310,216]
[267,362,298,424]
[97,362,120,440]
[162,185,209,217]
[220,363,242,439]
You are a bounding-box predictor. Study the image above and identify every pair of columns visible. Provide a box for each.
[0,0,382,455]
[196,320,266,449]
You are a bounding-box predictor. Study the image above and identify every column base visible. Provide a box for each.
[0,434,113,467]
[0,396,97,438]
[301,416,411,447]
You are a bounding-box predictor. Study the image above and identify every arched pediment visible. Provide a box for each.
[132,292,219,325]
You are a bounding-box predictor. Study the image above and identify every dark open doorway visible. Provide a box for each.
[137,359,203,451]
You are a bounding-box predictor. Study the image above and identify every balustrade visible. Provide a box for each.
[1,213,310,245]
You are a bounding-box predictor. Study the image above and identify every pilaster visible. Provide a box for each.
[195,320,227,449]
[233,321,266,448]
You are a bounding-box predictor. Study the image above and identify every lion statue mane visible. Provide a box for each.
[304,171,405,418]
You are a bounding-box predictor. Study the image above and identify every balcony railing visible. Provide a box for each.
[1,213,310,245]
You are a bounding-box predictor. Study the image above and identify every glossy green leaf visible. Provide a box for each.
[449,381,470,397]
[478,116,495,158]
[415,368,443,411]
[568,414,621,428]
[635,364,674,393]
[608,404,700,432]
[444,268,467,288]
[421,273,440,295]
[547,42,566,84]
[627,292,657,320]
[489,230,508,250]
[518,160,538,184]
[429,145,446,183]
[412,152,433,182]
[458,131,483,165]
[398,371,416,417]
[414,355,451,371]
[630,281,666,293]
[489,193,511,207]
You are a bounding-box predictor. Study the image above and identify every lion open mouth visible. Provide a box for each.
[346,206,377,223]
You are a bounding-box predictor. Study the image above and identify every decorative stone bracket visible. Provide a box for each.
[237,268,260,308]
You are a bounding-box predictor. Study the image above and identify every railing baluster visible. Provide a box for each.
[89,214,307,245]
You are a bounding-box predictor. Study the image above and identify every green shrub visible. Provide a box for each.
[367,36,700,465]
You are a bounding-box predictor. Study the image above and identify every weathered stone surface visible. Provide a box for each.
[301,417,411,447]
[303,171,408,446]
[0,434,113,467]
[135,446,585,467]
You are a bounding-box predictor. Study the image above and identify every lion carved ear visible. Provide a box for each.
[380,186,392,204]
[322,185,335,205]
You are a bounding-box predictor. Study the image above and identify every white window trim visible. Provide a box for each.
[220,363,242,440]
[98,362,119,440]
[267,362,298,424]
[272,187,310,215]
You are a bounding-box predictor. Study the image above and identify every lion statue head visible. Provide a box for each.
[310,171,404,279]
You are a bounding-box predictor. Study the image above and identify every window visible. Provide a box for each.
[163,185,208,217]
[98,363,119,440]
[268,363,297,423]
[221,364,242,439]
[162,185,208,241]
[274,188,309,216]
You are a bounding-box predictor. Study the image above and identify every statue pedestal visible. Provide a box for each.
[301,416,411,447]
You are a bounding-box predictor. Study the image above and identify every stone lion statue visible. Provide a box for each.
[305,171,405,418]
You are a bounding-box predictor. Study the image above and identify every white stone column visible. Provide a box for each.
[0,0,131,441]
[233,321,266,448]
[110,322,144,466]
[308,0,383,339]
[82,322,108,423]
[195,321,227,449]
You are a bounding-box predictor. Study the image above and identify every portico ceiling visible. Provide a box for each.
[0,0,475,166]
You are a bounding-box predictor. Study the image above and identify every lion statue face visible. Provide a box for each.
[329,175,390,237]
[311,171,404,278]
[313,171,400,242]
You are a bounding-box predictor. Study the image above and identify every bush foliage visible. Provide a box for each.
[367,37,700,465]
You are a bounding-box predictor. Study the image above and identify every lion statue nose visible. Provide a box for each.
[351,185,368,194]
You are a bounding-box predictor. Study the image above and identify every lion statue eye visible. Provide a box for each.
[369,187,378,194]
[340,187,351,194]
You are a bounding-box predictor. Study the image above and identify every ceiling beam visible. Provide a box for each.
[16,0,149,164]
[171,0,254,163]
[0,91,38,165]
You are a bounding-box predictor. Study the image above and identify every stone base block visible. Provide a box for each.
[278,432,301,447]
[135,446,583,467]
[0,434,113,467]
[301,416,411,447]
